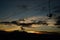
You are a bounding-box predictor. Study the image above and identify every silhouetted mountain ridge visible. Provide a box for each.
[0,30,60,40]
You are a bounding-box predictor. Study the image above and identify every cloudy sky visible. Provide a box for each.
[0,0,60,21]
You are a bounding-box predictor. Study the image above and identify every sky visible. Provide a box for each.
[0,0,60,21]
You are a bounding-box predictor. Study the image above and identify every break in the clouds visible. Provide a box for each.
[0,0,60,21]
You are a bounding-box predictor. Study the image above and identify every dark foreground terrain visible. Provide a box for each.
[0,30,60,40]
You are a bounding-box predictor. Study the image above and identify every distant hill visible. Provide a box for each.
[0,30,60,40]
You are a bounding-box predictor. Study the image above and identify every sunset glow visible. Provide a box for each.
[26,31,47,34]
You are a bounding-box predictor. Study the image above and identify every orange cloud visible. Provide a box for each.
[0,24,21,32]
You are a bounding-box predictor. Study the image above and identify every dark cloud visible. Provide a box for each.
[52,6,60,14]
[0,0,60,21]
[55,16,60,25]
[16,5,28,10]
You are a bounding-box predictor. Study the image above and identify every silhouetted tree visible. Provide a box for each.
[47,13,53,18]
